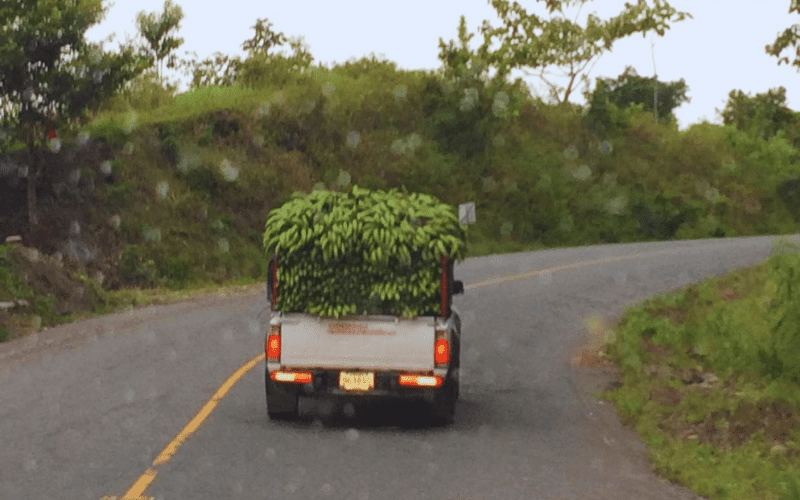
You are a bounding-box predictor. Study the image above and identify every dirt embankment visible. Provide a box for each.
[1,139,127,335]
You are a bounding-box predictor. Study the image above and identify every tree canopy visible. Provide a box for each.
[135,0,184,83]
[722,87,799,142]
[0,0,145,225]
[766,0,800,70]
[479,0,691,103]
[586,65,689,134]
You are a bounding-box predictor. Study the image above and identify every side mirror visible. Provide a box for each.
[453,280,464,295]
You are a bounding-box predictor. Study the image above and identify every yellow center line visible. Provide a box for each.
[113,239,740,499]
[118,353,265,500]
[465,241,740,290]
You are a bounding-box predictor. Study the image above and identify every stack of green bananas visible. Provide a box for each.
[263,185,467,318]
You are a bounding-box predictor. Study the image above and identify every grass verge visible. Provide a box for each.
[596,235,800,500]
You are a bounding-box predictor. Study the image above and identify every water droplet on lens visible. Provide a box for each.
[123,142,134,155]
[218,238,230,253]
[219,159,238,181]
[221,327,233,343]
[156,181,169,200]
[574,164,592,181]
[394,84,407,103]
[123,111,138,134]
[346,131,359,149]
[265,447,277,459]
[345,428,359,440]
[564,145,579,160]
[496,335,510,350]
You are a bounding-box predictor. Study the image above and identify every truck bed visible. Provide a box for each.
[278,313,437,372]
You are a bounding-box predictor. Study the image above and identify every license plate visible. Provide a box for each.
[339,371,375,391]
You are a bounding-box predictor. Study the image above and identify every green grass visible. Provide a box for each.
[599,236,800,500]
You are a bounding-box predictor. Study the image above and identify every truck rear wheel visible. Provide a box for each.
[430,374,458,426]
[265,368,299,421]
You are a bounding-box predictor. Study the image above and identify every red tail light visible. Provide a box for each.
[434,338,450,365]
[266,327,281,360]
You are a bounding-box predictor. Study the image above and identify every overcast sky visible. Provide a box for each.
[86,0,800,130]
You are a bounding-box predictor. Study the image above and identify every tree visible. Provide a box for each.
[186,51,240,89]
[241,18,287,56]
[0,0,145,227]
[135,0,184,84]
[429,16,525,159]
[721,87,799,142]
[766,0,800,70]
[238,19,313,89]
[480,0,691,103]
[586,66,689,135]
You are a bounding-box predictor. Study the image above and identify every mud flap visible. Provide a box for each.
[265,368,299,420]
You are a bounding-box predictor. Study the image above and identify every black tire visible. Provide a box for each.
[265,368,299,421]
[430,374,457,426]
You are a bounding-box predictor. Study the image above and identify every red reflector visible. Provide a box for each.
[266,334,280,359]
[271,371,312,384]
[399,374,443,388]
[434,338,449,365]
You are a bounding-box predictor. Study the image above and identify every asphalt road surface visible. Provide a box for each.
[0,234,793,500]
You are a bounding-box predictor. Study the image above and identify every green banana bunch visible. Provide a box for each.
[266,185,467,317]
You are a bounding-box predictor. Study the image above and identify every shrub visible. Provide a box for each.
[157,254,192,288]
[119,244,158,288]
[776,177,800,220]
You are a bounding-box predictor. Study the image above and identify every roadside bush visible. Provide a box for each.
[629,192,702,240]
[158,123,180,166]
[182,164,223,197]
[119,244,158,288]
[776,177,800,221]
[157,254,192,288]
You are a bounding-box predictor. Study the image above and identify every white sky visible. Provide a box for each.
[86,0,800,130]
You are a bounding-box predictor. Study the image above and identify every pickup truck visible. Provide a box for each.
[263,254,465,425]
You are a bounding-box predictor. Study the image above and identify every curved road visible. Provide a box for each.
[0,235,792,500]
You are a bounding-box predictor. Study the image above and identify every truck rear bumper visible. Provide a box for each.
[267,368,447,403]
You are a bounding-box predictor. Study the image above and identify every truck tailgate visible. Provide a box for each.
[280,314,436,371]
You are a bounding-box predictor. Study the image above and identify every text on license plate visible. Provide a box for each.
[339,371,375,391]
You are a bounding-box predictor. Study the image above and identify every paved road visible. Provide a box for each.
[0,235,793,500]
